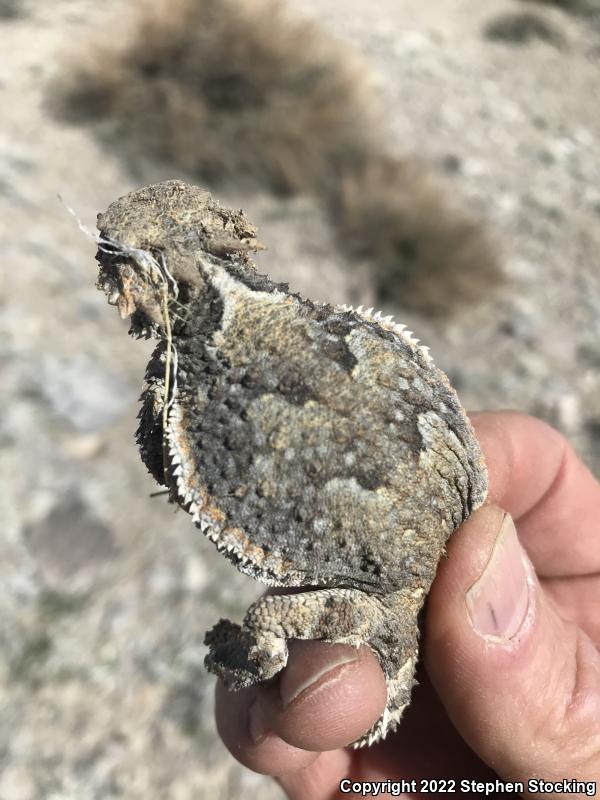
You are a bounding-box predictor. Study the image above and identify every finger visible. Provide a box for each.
[426,504,600,788]
[358,670,503,782]
[277,749,353,800]
[471,411,600,576]
[275,641,387,752]
[543,572,600,646]
[215,641,386,774]
[215,681,319,776]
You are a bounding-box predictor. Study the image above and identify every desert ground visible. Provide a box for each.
[1,0,599,797]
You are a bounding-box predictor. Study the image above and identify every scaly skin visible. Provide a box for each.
[95,180,488,746]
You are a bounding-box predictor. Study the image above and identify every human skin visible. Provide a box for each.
[214,411,600,798]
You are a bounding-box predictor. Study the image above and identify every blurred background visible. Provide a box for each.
[1,0,599,796]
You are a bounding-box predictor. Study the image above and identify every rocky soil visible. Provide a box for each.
[1,0,598,797]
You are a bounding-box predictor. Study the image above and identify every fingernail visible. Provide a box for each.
[279,642,359,709]
[466,512,532,640]
[248,695,269,744]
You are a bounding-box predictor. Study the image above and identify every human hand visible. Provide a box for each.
[215,412,600,798]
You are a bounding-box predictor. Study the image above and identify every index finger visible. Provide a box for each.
[471,411,600,577]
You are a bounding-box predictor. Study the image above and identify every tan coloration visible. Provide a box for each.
[116,272,137,320]
[166,407,196,476]
[222,527,266,563]
[337,303,433,364]
[96,183,263,271]
[95,180,488,748]
[218,526,297,578]
[203,262,295,361]
[98,255,167,330]
[167,254,203,289]
[167,406,219,518]
[56,0,503,316]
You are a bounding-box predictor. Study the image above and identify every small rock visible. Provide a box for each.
[10,631,53,682]
[60,432,105,460]
[440,153,462,174]
[483,11,564,47]
[585,418,600,444]
[498,298,536,342]
[578,343,600,369]
[163,678,204,737]
[183,556,209,592]
[556,393,581,435]
[0,0,25,20]
[23,496,117,583]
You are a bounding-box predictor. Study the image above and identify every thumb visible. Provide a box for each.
[424,505,600,789]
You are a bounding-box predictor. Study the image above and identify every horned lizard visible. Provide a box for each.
[94,179,487,747]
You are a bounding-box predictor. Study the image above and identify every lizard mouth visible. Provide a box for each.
[96,239,174,334]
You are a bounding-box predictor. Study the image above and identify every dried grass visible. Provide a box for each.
[53,0,504,316]
[56,0,383,195]
[327,153,502,315]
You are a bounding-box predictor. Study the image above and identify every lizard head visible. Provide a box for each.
[95,180,263,337]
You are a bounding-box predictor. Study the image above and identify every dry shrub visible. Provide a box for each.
[54,0,504,316]
[328,153,502,315]
[56,0,384,195]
